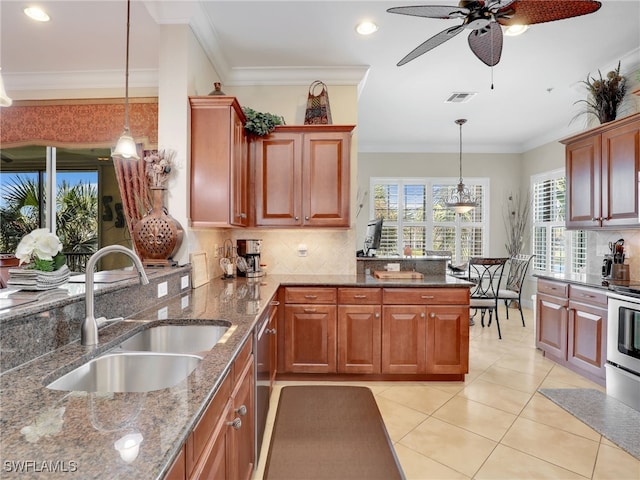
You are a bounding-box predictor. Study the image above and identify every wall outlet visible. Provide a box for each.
[181,275,189,289]
[298,244,308,257]
[181,295,189,309]
[157,281,168,298]
[157,306,168,320]
[386,263,401,271]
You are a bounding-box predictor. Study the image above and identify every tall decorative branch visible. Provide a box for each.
[503,191,530,256]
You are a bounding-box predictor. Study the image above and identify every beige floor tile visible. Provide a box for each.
[476,364,545,394]
[502,416,600,478]
[377,384,455,415]
[393,444,469,480]
[520,393,601,441]
[375,395,428,442]
[460,378,533,415]
[592,443,640,480]
[475,444,589,480]
[398,417,497,478]
[543,364,606,390]
[432,395,517,441]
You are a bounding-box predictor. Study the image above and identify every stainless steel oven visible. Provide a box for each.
[606,289,640,411]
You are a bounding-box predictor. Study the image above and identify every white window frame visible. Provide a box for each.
[531,168,587,275]
[370,176,489,264]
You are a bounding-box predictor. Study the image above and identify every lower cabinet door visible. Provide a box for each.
[230,357,255,480]
[337,305,381,374]
[284,305,337,373]
[426,305,469,374]
[381,305,426,374]
[568,301,607,379]
[536,294,568,359]
[189,400,231,480]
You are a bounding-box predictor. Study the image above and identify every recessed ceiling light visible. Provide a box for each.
[504,24,529,36]
[24,7,50,22]
[356,21,378,35]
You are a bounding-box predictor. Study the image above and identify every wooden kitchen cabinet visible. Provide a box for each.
[337,288,382,374]
[189,96,249,227]
[253,125,354,227]
[535,279,607,384]
[563,112,640,229]
[283,287,337,373]
[381,288,469,375]
[183,338,254,480]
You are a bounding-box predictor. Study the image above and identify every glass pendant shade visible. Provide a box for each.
[0,69,13,107]
[445,118,478,213]
[112,128,139,159]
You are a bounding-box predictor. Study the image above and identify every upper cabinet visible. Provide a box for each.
[563,113,640,229]
[189,97,249,227]
[253,125,355,227]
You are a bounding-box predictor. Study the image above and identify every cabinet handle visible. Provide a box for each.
[267,328,277,335]
[303,308,317,313]
[353,295,367,299]
[304,295,318,299]
[227,418,242,430]
[430,312,436,318]
[421,295,434,299]
[592,217,602,222]
[240,213,247,219]
[581,293,595,298]
[235,405,247,416]
[270,301,280,306]
[420,312,425,318]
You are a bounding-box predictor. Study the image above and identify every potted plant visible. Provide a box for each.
[241,107,285,137]
[575,61,627,124]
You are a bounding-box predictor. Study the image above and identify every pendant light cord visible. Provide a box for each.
[123,0,131,131]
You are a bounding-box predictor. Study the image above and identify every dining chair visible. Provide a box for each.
[498,254,534,327]
[468,257,509,339]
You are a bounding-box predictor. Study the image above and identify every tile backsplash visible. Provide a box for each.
[588,229,640,281]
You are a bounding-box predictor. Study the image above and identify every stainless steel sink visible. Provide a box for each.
[46,352,202,393]
[117,324,230,354]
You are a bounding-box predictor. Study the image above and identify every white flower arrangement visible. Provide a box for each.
[15,228,66,272]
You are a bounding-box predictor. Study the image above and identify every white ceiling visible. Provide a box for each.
[2,0,639,153]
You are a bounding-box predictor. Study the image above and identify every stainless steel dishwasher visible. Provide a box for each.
[255,299,278,461]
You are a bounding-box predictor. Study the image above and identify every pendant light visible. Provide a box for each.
[112,0,139,160]
[445,118,478,214]
[0,69,12,107]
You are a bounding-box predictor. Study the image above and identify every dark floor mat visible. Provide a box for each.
[264,385,405,480]
[539,388,640,460]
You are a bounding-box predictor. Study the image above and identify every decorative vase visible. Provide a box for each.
[208,82,225,96]
[133,187,184,267]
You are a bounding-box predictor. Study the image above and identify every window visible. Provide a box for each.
[531,169,586,274]
[371,177,489,264]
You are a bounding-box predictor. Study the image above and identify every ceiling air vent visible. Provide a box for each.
[445,92,477,104]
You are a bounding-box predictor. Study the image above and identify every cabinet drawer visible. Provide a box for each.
[569,285,608,308]
[383,288,468,305]
[187,372,231,474]
[285,287,337,304]
[537,279,568,298]
[231,337,253,385]
[338,288,381,305]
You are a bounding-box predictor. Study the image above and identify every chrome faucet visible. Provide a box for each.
[81,245,149,346]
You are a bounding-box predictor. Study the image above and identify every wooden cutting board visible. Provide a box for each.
[373,270,424,279]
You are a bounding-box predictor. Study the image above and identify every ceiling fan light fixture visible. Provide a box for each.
[356,21,378,35]
[445,118,478,214]
[504,24,529,36]
[24,7,50,22]
[112,0,140,161]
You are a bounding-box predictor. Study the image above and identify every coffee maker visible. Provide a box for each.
[236,239,263,278]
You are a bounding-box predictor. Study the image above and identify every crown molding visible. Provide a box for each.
[3,69,158,91]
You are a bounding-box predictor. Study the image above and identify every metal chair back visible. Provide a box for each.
[468,257,509,299]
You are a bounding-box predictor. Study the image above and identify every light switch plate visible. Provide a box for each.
[157,281,168,298]
[157,307,168,320]
[181,295,189,309]
[181,275,189,290]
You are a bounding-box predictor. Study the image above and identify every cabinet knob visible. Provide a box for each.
[235,405,247,416]
[240,213,247,219]
[227,418,242,430]
[592,217,602,222]
[375,312,380,318]
[295,216,300,221]
[303,308,317,313]
[430,312,436,318]
[421,295,435,300]
[305,216,309,221]
[420,312,425,318]
[267,328,277,335]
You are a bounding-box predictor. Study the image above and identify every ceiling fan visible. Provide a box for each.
[388,0,602,67]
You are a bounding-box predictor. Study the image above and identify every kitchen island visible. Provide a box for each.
[0,271,471,479]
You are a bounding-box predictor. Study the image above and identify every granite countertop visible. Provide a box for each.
[533,272,621,291]
[0,273,471,479]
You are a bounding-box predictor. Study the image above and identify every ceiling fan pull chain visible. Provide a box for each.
[491,65,494,90]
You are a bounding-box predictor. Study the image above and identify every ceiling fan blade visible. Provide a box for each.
[397,24,465,66]
[468,21,503,66]
[387,5,469,20]
[496,0,601,26]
